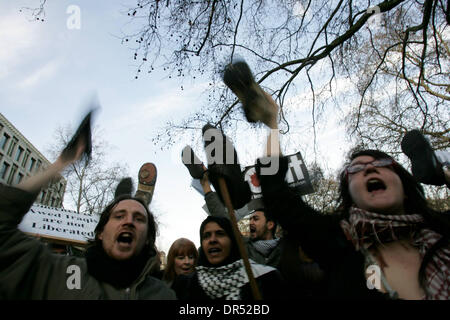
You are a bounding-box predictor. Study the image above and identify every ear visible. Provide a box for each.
[267,221,275,231]
[98,232,103,241]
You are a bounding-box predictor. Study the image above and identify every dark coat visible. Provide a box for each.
[205,190,326,299]
[256,156,391,300]
[0,184,176,300]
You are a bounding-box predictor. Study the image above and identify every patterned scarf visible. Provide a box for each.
[196,259,275,300]
[340,207,450,300]
[251,238,280,257]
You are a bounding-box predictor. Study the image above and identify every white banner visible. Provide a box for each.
[18,204,99,245]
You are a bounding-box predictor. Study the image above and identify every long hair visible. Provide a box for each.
[337,149,450,288]
[197,216,241,267]
[337,149,428,217]
[92,194,158,256]
[163,238,198,283]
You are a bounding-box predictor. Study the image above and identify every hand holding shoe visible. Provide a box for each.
[223,59,278,128]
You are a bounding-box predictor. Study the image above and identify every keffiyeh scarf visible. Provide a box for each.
[196,259,275,300]
[340,207,450,300]
[251,238,280,257]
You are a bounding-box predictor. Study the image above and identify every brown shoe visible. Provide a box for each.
[223,60,276,124]
[135,163,157,206]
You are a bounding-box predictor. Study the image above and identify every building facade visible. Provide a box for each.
[0,112,66,208]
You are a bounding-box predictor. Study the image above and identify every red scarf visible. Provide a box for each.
[340,207,449,300]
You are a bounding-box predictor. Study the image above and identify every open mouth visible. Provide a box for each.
[250,225,256,233]
[366,178,386,193]
[208,248,222,255]
[117,232,134,244]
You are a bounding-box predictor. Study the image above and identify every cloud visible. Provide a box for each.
[0,13,41,79]
[110,81,209,130]
[18,59,61,88]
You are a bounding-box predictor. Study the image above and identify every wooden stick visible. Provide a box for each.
[218,177,262,300]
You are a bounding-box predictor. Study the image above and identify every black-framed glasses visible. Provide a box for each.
[346,158,395,175]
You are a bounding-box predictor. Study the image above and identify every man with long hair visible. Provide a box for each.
[0,113,175,299]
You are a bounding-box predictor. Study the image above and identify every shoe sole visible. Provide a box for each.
[136,163,157,205]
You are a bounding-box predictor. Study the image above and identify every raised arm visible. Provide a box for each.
[0,111,93,299]
[255,93,344,269]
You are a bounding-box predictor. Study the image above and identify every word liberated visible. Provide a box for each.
[18,204,99,245]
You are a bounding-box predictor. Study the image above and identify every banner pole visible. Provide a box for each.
[217,177,262,300]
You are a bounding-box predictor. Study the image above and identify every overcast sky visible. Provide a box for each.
[0,0,351,254]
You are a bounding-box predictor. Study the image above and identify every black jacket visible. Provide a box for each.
[257,156,390,299]
[205,191,325,299]
[0,184,176,300]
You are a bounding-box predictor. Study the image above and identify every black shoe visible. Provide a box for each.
[223,60,275,124]
[114,177,133,198]
[401,130,445,186]
[181,146,206,179]
[201,124,251,209]
[61,110,94,163]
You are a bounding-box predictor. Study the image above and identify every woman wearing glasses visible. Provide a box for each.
[222,62,449,299]
[262,126,449,300]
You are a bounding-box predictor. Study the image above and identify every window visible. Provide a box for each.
[0,133,10,150]
[29,158,36,172]
[22,149,30,168]
[15,146,24,162]
[17,173,24,184]
[7,164,18,185]
[7,137,18,157]
[0,162,10,180]
[36,159,42,172]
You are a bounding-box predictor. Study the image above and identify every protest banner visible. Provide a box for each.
[18,204,99,246]
[243,151,314,199]
[194,150,314,219]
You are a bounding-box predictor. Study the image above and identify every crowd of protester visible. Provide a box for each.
[0,61,448,300]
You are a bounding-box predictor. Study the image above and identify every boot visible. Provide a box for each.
[135,163,157,206]
[223,59,276,124]
[202,123,251,209]
[401,130,446,186]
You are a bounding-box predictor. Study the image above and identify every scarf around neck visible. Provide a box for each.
[251,238,280,257]
[340,207,450,300]
[86,244,153,289]
[196,259,275,300]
